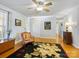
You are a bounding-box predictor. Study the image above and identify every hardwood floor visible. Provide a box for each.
[60,39,79,58]
[0,37,79,58]
[58,36,79,58]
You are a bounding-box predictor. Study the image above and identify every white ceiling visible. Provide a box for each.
[0,0,79,16]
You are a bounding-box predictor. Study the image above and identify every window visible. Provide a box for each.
[0,9,8,40]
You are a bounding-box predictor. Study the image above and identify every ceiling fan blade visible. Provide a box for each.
[32,0,37,4]
[45,2,53,6]
[44,9,50,12]
[27,7,33,9]
[43,7,50,12]
[23,5,35,10]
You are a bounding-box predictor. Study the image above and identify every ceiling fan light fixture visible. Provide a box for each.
[36,6,43,11]
[31,0,53,12]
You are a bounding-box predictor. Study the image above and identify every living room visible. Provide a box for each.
[0,0,79,58]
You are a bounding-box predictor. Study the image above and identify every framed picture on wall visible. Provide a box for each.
[15,19,21,26]
[44,21,51,30]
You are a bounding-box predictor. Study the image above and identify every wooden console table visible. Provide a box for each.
[0,39,15,54]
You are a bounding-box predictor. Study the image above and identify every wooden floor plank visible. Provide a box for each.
[59,36,79,58]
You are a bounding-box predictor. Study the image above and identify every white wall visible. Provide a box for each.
[30,16,57,38]
[26,17,31,32]
[30,17,42,37]
[69,6,79,48]
[0,4,27,43]
[62,6,79,48]
[56,6,79,48]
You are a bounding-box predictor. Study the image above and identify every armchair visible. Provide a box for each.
[21,32,33,45]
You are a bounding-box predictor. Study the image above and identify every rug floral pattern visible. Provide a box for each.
[8,42,68,58]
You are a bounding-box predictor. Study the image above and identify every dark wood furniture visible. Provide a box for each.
[63,32,72,44]
[0,39,15,54]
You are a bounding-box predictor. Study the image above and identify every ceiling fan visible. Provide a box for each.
[27,0,53,12]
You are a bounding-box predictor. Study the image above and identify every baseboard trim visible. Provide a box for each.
[33,37,57,43]
[72,43,79,48]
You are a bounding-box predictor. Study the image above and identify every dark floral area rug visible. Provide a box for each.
[8,42,68,58]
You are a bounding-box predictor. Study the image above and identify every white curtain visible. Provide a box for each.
[0,9,8,40]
